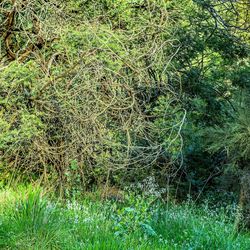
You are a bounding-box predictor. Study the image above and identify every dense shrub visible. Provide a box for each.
[0,0,249,211]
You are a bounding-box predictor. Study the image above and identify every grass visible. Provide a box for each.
[0,186,250,249]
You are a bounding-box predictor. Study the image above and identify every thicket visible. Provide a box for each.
[0,0,249,226]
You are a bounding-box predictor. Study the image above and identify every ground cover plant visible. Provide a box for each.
[0,186,250,250]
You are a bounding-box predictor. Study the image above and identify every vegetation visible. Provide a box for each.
[0,0,249,247]
[1,186,250,250]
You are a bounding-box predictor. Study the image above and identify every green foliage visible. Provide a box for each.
[113,194,156,237]
[0,0,249,209]
[0,0,187,190]
[64,160,83,198]
[0,61,44,149]
[0,187,59,249]
[0,187,250,249]
[208,109,250,163]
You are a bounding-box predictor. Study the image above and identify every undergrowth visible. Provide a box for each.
[0,186,249,250]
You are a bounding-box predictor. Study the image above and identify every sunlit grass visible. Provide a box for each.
[0,187,249,249]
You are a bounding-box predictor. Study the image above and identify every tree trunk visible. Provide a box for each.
[236,169,250,230]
